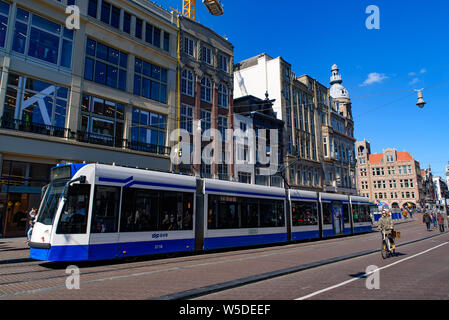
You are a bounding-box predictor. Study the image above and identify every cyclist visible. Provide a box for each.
[378,209,395,251]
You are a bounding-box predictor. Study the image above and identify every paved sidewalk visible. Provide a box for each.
[0,237,31,262]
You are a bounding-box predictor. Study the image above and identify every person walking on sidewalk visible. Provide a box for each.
[26,208,37,242]
[437,212,445,233]
[423,211,432,231]
[431,210,438,229]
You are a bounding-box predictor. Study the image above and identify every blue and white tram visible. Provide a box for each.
[203,179,287,250]
[349,196,373,234]
[30,163,374,262]
[30,164,197,261]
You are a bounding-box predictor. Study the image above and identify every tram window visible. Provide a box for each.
[292,201,318,226]
[322,202,332,225]
[260,199,284,227]
[56,184,90,234]
[240,199,259,228]
[208,195,284,230]
[121,188,159,232]
[352,204,360,222]
[342,203,350,224]
[359,205,371,223]
[160,192,194,231]
[120,188,194,232]
[91,186,120,233]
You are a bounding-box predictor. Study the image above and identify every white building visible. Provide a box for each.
[233,114,255,184]
[433,176,449,201]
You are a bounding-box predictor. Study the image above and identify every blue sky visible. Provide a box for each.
[158,0,449,176]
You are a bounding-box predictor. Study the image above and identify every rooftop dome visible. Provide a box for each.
[330,64,349,99]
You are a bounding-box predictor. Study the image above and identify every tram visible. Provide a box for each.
[29,164,373,262]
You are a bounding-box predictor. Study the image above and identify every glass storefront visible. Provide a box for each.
[0,160,53,237]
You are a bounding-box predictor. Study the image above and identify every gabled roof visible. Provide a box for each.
[368,151,414,164]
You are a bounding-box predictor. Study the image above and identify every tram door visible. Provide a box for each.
[332,201,343,235]
[89,186,121,260]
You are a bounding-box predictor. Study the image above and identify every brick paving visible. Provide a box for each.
[197,234,449,300]
[0,219,444,300]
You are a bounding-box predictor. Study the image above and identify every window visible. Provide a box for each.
[218,116,228,142]
[218,83,228,108]
[181,104,193,134]
[352,204,371,223]
[292,201,318,226]
[134,58,168,104]
[184,36,194,56]
[135,18,143,39]
[145,22,161,48]
[84,38,127,91]
[91,186,120,233]
[208,195,284,229]
[12,9,74,68]
[201,46,212,65]
[0,1,10,48]
[80,94,125,147]
[3,73,69,132]
[56,184,91,234]
[163,32,170,51]
[218,53,229,72]
[121,188,194,232]
[131,108,167,149]
[121,12,131,34]
[201,110,211,136]
[181,69,194,97]
[322,202,332,225]
[88,0,98,18]
[200,76,212,103]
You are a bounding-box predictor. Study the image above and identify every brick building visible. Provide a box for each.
[356,140,425,210]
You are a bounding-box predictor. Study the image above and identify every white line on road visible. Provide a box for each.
[295,241,448,300]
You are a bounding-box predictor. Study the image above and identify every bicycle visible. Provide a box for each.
[381,229,396,259]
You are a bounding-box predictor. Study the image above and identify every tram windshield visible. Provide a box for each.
[36,179,69,225]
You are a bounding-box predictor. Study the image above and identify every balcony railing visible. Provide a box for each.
[0,117,171,157]
[1,117,70,138]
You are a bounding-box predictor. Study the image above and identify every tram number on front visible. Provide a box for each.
[155,244,164,250]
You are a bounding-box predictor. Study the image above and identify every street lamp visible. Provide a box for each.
[416,89,426,109]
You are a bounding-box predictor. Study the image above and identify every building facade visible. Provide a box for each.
[0,0,181,236]
[356,140,425,210]
[177,15,234,180]
[432,176,449,202]
[322,65,357,194]
[233,94,284,187]
[233,54,356,194]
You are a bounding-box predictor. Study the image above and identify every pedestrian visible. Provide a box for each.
[431,210,437,229]
[26,208,37,242]
[423,211,432,231]
[437,212,445,233]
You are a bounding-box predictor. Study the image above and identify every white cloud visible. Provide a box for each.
[409,78,419,85]
[360,73,389,87]
[408,72,416,76]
